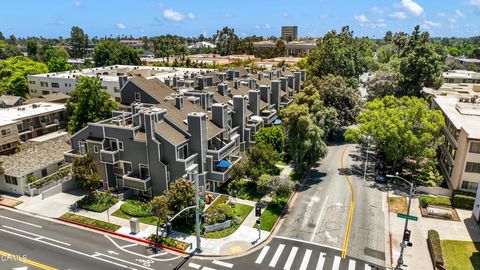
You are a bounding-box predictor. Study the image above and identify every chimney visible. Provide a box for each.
[271,80,281,112]
[218,73,226,82]
[205,76,213,87]
[249,78,256,90]
[118,76,128,89]
[279,77,287,91]
[187,112,208,173]
[234,80,241,89]
[287,75,295,90]
[175,95,184,109]
[294,72,301,92]
[269,71,273,80]
[198,76,205,90]
[217,83,228,96]
[257,73,263,80]
[232,95,247,142]
[227,70,235,80]
[172,76,178,87]
[212,103,228,128]
[300,70,306,82]
[259,85,270,104]
[248,90,260,116]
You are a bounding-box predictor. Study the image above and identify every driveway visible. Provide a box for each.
[16,189,83,218]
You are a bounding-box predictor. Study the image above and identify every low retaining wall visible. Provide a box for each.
[416,186,452,197]
[204,220,232,233]
[42,178,79,199]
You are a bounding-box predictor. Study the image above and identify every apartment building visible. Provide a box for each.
[281,26,298,42]
[443,70,480,85]
[253,40,317,57]
[65,67,305,196]
[432,95,480,193]
[27,65,214,103]
[0,102,67,154]
[0,132,70,195]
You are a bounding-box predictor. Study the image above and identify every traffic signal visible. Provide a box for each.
[255,205,262,217]
[403,229,411,242]
[256,219,261,225]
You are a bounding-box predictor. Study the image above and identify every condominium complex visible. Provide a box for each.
[0,102,67,154]
[65,66,305,197]
[27,66,214,103]
[281,26,298,42]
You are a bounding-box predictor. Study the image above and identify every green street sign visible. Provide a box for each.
[397,213,418,221]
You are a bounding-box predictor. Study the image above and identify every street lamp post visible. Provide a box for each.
[386,174,414,270]
[187,165,202,253]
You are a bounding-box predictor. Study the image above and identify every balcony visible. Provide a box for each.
[207,140,236,161]
[261,109,277,125]
[64,149,84,163]
[122,172,152,191]
[208,156,241,183]
[100,148,120,164]
[41,119,60,129]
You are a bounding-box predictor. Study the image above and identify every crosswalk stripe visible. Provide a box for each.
[269,244,285,267]
[332,256,341,270]
[315,252,326,270]
[203,267,216,270]
[298,249,312,270]
[365,264,372,270]
[283,246,298,270]
[255,246,270,264]
[188,262,201,269]
[348,259,356,270]
[212,260,233,268]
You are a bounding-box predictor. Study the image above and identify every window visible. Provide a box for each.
[470,142,480,154]
[5,175,18,185]
[41,115,51,124]
[101,86,107,90]
[29,81,35,84]
[1,143,12,151]
[118,141,124,151]
[461,181,479,192]
[114,87,120,93]
[465,162,480,174]
[1,128,11,136]
[42,90,50,95]
[65,83,68,87]
[17,123,23,131]
[134,92,141,101]
[51,82,59,88]
[40,82,48,87]
[93,145,99,153]
[26,118,32,123]
[115,97,121,102]
[41,168,48,177]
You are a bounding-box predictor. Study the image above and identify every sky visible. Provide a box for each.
[0,0,479,39]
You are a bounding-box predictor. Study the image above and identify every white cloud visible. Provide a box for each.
[74,0,81,7]
[116,23,126,29]
[354,14,369,23]
[437,12,446,17]
[423,19,441,29]
[389,11,407,19]
[470,0,480,8]
[224,13,232,18]
[448,17,457,23]
[282,12,289,17]
[377,18,385,23]
[255,24,271,29]
[396,0,423,16]
[56,20,65,26]
[455,10,465,18]
[370,6,385,14]
[163,9,185,22]
[187,12,195,19]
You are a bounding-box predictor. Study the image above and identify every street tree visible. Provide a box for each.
[165,178,195,215]
[93,40,141,67]
[257,174,293,203]
[66,76,118,133]
[245,143,281,181]
[150,195,172,241]
[72,152,101,197]
[344,96,445,172]
[254,126,285,153]
[70,26,89,58]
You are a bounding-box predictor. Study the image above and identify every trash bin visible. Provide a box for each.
[130,218,140,234]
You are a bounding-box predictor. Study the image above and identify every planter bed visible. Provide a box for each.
[60,212,121,232]
[420,205,460,221]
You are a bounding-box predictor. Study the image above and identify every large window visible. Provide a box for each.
[40,82,48,87]
[470,142,480,154]
[461,181,479,192]
[134,92,141,101]
[51,82,59,88]
[1,128,11,136]
[465,162,480,173]
[5,175,18,185]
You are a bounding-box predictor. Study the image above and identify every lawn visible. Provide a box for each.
[112,209,159,226]
[389,196,407,214]
[234,180,263,202]
[203,203,253,239]
[77,193,119,213]
[441,240,480,270]
[61,212,120,232]
[257,197,288,231]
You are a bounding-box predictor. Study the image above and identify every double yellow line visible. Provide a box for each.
[340,145,355,259]
[0,249,57,270]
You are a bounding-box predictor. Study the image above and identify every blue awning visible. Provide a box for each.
[215,160,232,168]
[273,119,282,125]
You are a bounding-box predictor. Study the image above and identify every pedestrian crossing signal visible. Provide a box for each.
[255,205,262,217]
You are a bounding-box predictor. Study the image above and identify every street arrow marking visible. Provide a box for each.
[108,250,119,255]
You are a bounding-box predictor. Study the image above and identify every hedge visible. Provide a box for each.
[452,194,475,210]
[419,195,451,208]
[120,200,152,217]
[427,230,444,267]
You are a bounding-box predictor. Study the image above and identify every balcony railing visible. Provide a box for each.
[261,110,278,125]
[100,148,120,164]
[64,149,84,163]
[122,172,151,191]
[207,140,236,161]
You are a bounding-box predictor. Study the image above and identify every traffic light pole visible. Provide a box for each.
[387,174,414,270]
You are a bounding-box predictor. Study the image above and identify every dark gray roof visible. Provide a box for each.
[129,77,176,102]
[155,121,188,145]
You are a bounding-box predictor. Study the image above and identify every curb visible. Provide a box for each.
[56,217,186,254]
[0,202,16,209]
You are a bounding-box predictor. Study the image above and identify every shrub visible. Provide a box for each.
[204,203,234,225]
[78,192,118,212]
[452,194,475,210]
[427,230,444,266]
[419,195,451,208]
[120,200,152,217]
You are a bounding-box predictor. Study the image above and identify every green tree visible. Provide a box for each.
[150,195,172,241]
[93,40,141,66]
[254,126,285,153]
[245,143,281,181]
[164,178,195,217]
[72,152,101,197]
[345,96,445,172]
[275,40,287,57]
[26,40,39,57]
[281,103,327,171]
[213,27,239,56]
[366,68,399,100]
[70,26,89,58]
[257,174,293,203]
[66,76,118,133]
[48,57,73,72]
[0,56,48,96]
[0,40,21,59]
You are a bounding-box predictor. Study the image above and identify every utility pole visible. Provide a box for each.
[187,165,202,253]
[387,174,414,270]
[363,141,369,181]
